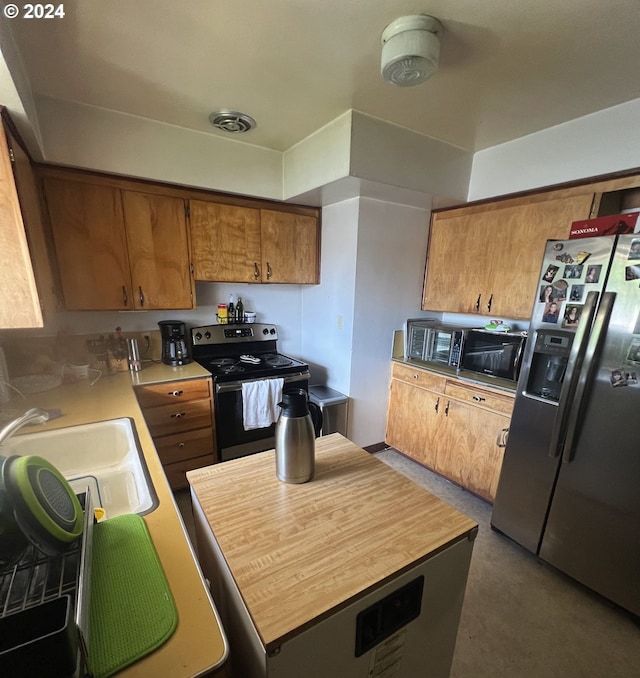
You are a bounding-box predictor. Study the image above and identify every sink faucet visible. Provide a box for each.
[0,408,50,447]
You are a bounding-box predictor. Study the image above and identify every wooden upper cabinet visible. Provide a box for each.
[423,192,596,319]
[260,209,319,284]
[190,201,261,282]
[0,124,43,328]
[43,177,132,311]
[121,191,194,309]
[190,202,320,284]
[6,129,60,323]
[42,176,194,311]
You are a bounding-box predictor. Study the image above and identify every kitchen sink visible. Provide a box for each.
[2,417,158,518]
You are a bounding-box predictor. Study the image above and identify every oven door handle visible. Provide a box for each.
[215,371,310,394]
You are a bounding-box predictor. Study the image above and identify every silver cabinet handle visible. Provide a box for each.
[171,412,186,418]
[496,428,509,447]
[475,294,481,312]
[435,397,439,413]
[444,400,450,416]
[254,262,260,279]
[178,442,185,448]
[139,286,145,306]
[169,390,184,397]
[473,395,486,402]
[266,262,272,280]
[487,294,493,313]
[413,374,419,379]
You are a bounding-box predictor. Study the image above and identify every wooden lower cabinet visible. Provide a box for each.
[385,373,445,468]
[135,377,218,490]
[385,362,513,502]
[434,398,510,502]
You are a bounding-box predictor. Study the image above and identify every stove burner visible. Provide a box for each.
[211,358,236,367]
[263,354,293,367]
[209,358,247,375]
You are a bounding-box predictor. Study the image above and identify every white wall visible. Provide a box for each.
[35,95,285,200]
[350,112,472,204]
[301,199,359,393]
[283,112,353,200]
[37,281,305,359]
[469,98,640,201]
[301,197,431,448]
[349,198,431,447]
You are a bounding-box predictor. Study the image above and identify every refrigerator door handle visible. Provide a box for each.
[561,291,616,464]
[547,290,599,458]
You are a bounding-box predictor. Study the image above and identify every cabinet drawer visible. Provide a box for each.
[135,378,211,407]
[155,428,216,466]
[144,399,213,437]
[391,362,447,392]
[444,381,514,416]
[164,454,216,491]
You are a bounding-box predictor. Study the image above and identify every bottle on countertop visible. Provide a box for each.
[227,295,235,325]
[235,297,244,324]
[217,303,228,324]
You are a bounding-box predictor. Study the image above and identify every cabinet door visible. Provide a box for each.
[436,399,510,502]
[423,193,596,319]
[43,177,132,310]
[385,378,443,470]
[122,191,194,309]
[0,124,43,328]
[260,209,319,284]
[422,215,490,314]
[485,194,596,319]
[190,200,261,282]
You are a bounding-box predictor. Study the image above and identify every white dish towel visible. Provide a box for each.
[241,378,284,430]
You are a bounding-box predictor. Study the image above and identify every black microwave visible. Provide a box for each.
[461,329,527,383]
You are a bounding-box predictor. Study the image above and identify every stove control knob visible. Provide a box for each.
[194,332,202,341]
[263,328,269,335]
[270,328,276,335]
[204,331,211,339]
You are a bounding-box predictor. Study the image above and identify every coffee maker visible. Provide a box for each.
[158,320,191,366]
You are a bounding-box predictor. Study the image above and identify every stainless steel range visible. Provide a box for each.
[191,323,311,462]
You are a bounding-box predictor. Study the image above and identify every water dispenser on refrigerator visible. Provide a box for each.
[525,331,573,401]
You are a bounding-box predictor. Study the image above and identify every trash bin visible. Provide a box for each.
[308,385,348,437]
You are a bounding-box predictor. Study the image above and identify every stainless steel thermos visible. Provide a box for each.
[275,389,315,483]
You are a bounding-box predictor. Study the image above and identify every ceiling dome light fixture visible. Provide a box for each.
[381,15,442,87]
[208,110,256,134]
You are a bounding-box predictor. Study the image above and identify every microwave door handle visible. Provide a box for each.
[511,337,525,382]
[547,290,599,458]
[425,329,435,362]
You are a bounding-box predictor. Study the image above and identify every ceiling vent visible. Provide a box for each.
[208,110,256,134]
[381,15,442,87]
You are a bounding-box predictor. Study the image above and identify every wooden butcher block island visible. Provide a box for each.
[188,434,477,678]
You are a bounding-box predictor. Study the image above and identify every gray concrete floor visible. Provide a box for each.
[375,448,640,678]
[176,449,640,677]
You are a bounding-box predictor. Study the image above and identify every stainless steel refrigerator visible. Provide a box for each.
[491,233,640,616]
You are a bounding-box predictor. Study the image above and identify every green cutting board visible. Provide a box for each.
[88,514,178,678]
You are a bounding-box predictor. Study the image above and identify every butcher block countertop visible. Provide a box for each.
[187,433,477,651]
[4,364,227,678]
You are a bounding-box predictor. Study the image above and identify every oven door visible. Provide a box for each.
[214,372,310,462]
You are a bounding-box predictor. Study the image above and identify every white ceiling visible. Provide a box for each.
[6,0,640,154]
